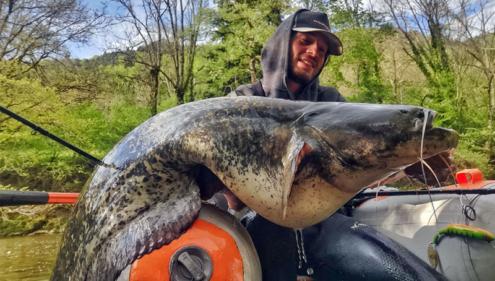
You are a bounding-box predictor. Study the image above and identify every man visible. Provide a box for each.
[233,9,344,102]
[229,9,449,281]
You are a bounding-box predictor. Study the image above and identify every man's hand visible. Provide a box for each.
[223,189,246,211]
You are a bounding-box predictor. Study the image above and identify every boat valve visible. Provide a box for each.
[170,246,212,281]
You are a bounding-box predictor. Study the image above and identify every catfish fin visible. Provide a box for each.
[86,188,201,280]
[281,133,312,219]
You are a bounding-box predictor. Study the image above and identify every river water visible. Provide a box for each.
[0,234,61,281]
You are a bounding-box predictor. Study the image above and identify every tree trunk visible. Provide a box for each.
[188,76,195,102]
[150,67,160,116]
[249,58,258,84]
[487,74,495,175]
[391,51,400,102]
[176,87,185,105]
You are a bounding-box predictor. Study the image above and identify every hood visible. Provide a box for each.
[260,9,325,101]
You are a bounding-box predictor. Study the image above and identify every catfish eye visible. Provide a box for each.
[301,112,320,123]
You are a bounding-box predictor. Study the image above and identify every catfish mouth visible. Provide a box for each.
[421,127,458,154]
[334,108,458,171]
[411,109,457,156]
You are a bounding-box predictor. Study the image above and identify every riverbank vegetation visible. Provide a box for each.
[1,0,495,222]
[0,205,72,236]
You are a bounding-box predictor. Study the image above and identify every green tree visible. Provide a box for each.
[193,0,285,98]
[382,0,459,128]
[320,0,389,103]
[328,0,383,28]
[451,0,495,174]
[322,27,391,103]
[0,57,152,191]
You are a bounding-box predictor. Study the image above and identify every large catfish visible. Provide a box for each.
[52,96,457,280]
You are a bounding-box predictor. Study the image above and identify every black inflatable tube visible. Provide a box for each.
[246,213,447,281]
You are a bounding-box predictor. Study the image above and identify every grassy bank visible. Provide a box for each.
[0,205,73,237]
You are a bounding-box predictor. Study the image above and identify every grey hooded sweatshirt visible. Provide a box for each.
[232,9,345,102]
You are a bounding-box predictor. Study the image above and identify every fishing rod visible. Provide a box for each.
[354,188,495,198]
[0,105,113,206]
[1,105,113,168]
[0,190,79,206]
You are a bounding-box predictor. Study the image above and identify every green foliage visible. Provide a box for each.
[419,71,459,128]
[0,103,150,191]
[159,96,179,112]
[0,63,72,190]
[328,0,384,29]
[455,137,490,176]
[0,205,72,237]
[322,28,392,103]
[0,61,150,192]
[193,0,285,98]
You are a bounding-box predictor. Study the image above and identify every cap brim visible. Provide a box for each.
[292,27,328,33]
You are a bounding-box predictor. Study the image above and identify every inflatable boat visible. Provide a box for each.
[352,169,495,281]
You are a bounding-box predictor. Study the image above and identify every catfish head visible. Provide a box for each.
[298,102,457,191]
[203,99,458,228]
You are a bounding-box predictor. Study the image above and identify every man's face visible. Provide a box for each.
[288,32,329,85]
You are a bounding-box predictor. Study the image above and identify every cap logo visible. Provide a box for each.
[313,20,329,30]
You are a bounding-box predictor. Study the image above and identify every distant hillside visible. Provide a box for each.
[75,50,137,67]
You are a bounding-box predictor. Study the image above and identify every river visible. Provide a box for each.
[0,234,61,281]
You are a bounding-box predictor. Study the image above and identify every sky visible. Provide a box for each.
[68,0,495,59]
[68,1,124,59]
[68,41,107,59]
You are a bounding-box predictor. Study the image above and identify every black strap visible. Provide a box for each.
[253,80,266,96]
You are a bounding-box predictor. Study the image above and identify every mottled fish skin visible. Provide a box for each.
[51,97,457,281]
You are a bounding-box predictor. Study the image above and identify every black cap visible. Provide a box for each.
[292,10,343,56]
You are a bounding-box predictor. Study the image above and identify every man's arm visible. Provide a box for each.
[229,81,265,97]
